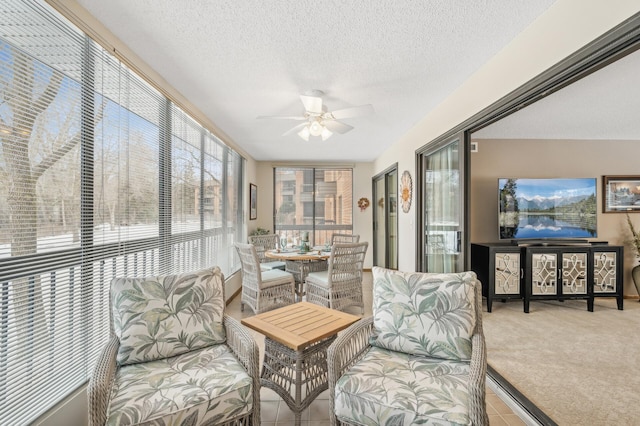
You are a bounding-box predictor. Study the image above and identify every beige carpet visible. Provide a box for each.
[483,297,640,425]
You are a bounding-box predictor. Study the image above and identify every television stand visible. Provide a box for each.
[471,242,623,313]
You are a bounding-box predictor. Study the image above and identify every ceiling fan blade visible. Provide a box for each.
[300,95,323,114]
[325,104,374,120]
[257,115,307,120]
[282,122,308,136]
[323,120,353,134]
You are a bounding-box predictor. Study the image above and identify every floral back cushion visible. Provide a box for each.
[369,267,477,361]
[111,267,226,365]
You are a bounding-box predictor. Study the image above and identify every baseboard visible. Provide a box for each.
[226,287,241,306]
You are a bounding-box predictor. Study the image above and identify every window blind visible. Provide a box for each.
[0,1,244,424]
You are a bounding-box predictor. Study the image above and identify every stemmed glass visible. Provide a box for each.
[280,237,287,251]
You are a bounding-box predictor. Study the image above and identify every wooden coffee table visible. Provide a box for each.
[241,302,360,425]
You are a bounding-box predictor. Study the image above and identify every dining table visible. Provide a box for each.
[265,248,331,299]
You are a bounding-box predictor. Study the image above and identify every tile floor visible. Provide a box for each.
[227,271,530,425]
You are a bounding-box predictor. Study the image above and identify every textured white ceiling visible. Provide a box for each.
[75,0,557,161]
[474,47,640,140]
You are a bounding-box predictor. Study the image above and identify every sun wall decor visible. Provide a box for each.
[400,170,413,213]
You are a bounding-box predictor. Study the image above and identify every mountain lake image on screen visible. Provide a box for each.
[498,178,597,240]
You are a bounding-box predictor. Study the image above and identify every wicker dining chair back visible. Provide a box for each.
[305,242,368,313]
[247,234,286,270]
[330,233,360,244]
[235,242,296,314]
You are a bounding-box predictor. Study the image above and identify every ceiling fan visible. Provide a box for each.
[258,90,374,141]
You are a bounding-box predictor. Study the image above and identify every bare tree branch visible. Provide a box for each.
[31,71,63,117]
[32,133,79,179]
[184,147,221,184]
[32,99,106,180]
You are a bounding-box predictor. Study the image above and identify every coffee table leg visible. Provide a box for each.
[295,352,303,425]
[261,336,335,423]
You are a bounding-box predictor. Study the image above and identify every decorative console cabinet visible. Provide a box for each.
[471,242,623,313]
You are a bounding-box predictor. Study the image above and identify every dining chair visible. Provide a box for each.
[248,234,286,271]
[235,242,296,314]
[88,266,260,426]
[305,242,368,313]
[331,233,360,244]
[327,267,488,426]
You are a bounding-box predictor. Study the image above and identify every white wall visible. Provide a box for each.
[372,0,640,272]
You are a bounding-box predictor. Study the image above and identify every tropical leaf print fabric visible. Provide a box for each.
[334,346,472,425]
[369,267,477,361]
[111,267,226,365]
[106,344,253,425]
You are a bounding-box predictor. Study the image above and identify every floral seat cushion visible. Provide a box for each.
[369,267,477,361]
[111,267,226,365]
[106,344,253,426]
[334,346,471,425]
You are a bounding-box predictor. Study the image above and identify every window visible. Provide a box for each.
[0,1,244,424]
[274,167,353,246]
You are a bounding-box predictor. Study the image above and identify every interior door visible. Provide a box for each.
[372,166,398,269]
[421,135,467,272]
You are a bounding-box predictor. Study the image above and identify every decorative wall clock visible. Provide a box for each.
[400,170,413,213]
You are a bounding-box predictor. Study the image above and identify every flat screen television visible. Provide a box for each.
[498,178,597,240]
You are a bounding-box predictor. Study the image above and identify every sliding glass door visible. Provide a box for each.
[419,134,468,272]
[372,165,398,269]
[274,167,353,246]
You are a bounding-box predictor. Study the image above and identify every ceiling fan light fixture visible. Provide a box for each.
[298,126,310,141]
[321,126,333,141]
[308,120,323,136]
[265,91,374,141]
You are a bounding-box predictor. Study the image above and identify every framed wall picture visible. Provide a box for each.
[249,183,257,220]
[603,175,640,212]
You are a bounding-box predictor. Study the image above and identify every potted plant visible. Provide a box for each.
[249,227,270,236]
[625,213,640,301]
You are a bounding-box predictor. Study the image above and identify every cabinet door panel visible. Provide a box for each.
[531,253,557,295]
[593,251,617,293]
[494,252,520,295]
[561,252,588,295]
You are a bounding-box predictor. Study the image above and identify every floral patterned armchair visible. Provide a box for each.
[327,267,488,425]
[88,267,260,426]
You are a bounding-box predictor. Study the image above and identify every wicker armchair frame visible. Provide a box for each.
[305,242,368,313]
[235,242,296,314]
[326,279,488,426]
[88,268,261,426]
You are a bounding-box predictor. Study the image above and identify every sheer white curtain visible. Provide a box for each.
[425,141,460,273]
